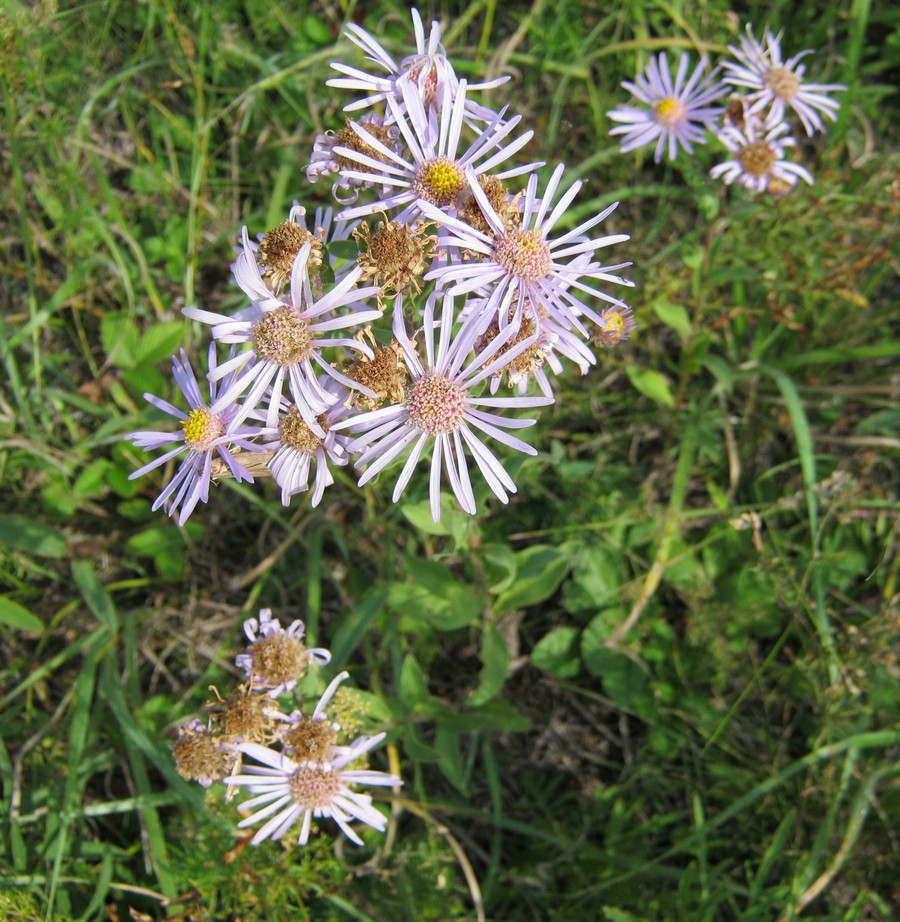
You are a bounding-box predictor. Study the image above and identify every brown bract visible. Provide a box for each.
[353,218,437,301]
[346,330,409,410]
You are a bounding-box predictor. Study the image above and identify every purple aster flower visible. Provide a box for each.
[235,608,332,698]
[327,8,508,122]
[420,163,634,336]
[230,669,401,847]
[607,52,726,163]
[710,111,813,192]
[333,292,554,522]
[126,344,263,525]
[333,79,540,223]
[231,731,401,847]
[722,26,845,136]
[184,243,382,436]
[254,392,353,507]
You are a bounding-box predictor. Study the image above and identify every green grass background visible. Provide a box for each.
[1,0,898,919]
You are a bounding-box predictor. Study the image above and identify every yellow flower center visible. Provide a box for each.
[653,96,686,127]
[413,157,465,207]
[180,408,225,450]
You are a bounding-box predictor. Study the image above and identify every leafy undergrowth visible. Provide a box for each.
[2,1,898,920]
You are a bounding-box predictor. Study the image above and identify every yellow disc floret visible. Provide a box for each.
[653,96,686,127]
[181,408,225,451]
[413,157,466,207]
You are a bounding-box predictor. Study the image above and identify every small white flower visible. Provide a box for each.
[236,608,332,698]
[710,111,813,192]
[127,345,264,525]
[722,25,845,135]
[328,8,508,122]
[230,670,402,847]
[421,163,633,336]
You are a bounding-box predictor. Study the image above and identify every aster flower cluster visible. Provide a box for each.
[127,9,636,524]
[607,25,845,194]
[172,608,401,847]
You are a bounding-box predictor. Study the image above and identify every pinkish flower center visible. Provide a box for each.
[254,306,313,367]
[653,96,686,126]
[493,227,552,282]
[763,66,801,101]
[406,373,465,434]
[289,764,340,810]
[181,408,225,450]
[738,141,776,177]
[413,157,466,207]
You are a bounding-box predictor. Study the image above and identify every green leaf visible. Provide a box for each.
[399,654,430,708]
[469,622,510,706]
[531,626,581,677]
[0,597,44,632]
[580,609,625,649]
[494,544,572,615]
[652,301,691,340]
[326,239,359,262]
[433,698,530,733]
[400,500,452,535]
[0,515,67,558]
[581,646,646,708]
[388,558,482,629]
[625,366,675,407]
[135,320,184,367]
[73,459,114,498]
[100,312,140,369]
[434,728,468,794]
[72,561,117,630]
[480,543,517,593]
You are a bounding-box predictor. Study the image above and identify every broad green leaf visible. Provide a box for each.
[399,654,430,708]
[400,500,452,535]
[469,622,510,706]
[73,459,114,498]
[652,302,691,340]
[625,366,675,407]
[327,239,358,262]
[480,543,517,593]
[135,320,184,366]
[434,728,468,794]
[531,626,581,677]
[0,515,67,558]
[494,544,572,615]
[580,609,625,650]
[0,597,44,632]
[582,646,646,708]
[388,557,482,629]
[101,312,141,369]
